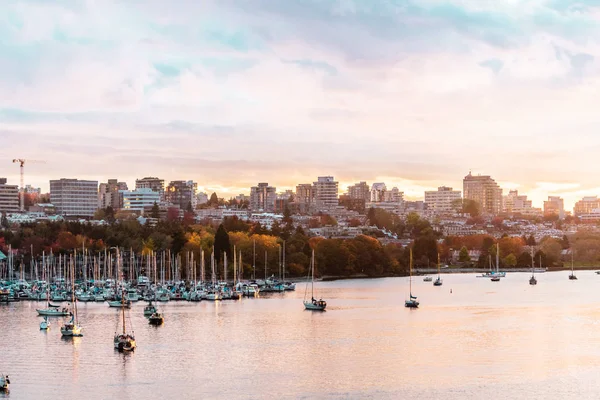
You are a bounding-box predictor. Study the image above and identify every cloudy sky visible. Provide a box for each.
[1,0,599,210]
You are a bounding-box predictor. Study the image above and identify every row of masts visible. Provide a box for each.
[0,241,289,284]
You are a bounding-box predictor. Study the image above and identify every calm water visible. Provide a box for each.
[2,271,600,399]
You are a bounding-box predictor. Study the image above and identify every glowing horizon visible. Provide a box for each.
[2,1,600,212]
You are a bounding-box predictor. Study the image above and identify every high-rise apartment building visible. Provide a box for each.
[0,178,19,213]
[121,188,161,213]
[50,179,98,217]
[462,172,503,215]
[296,183,315,214]
[348,182,370,202]
[370,183,387,202]
[314,176,339,210]
[250,183,277,212]
[544,196,565,219]
[135,177,165,200]
[98,179,128,209]
[424,186,462,214]
[573,196,600,217]
[165,180,197,210]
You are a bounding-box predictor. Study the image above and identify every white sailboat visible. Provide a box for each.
[303,249,326,311]
[61,257,83,337]
[569,250,577,280]
[433,253,443,286]
[405,249,419,308]
[529,249,537,285]
[114,249,136,352]
[39,316,50,330]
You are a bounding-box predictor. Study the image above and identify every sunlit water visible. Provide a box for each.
[2,271,600,399]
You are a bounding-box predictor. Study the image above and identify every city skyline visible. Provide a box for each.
[3,1,600,210]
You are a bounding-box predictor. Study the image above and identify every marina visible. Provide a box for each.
[2,272,600,398]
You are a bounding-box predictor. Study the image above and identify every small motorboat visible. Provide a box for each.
[148,312,164,325]
[491,276,501,282]
[423,276,433,282]
[433,277,443,286]
[40,316,50,330]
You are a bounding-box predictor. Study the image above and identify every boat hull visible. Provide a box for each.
[114,335,136,352]
[304,300,326,311]
[36,309,69,317]
[108,301,131,308]
[60,325,83,337]
[405,300,419,308]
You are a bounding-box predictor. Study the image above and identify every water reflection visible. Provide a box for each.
[3,273,600,398]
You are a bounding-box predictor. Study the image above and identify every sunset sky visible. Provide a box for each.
[2,0,599,210]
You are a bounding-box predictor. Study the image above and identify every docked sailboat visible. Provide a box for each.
[303,249,326,311]
[61,258,83,337]
[405,249,419,308]
[433,254,443,286]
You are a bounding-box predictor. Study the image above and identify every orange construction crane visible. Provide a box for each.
[12,159,46,212]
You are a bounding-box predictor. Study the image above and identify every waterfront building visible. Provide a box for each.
[314,176,339,211]
[249,183,277,212]
[544,196,565,219]
[424,186,462,214]
[98,179,128,210]
[121,188,161,213]
[135,177,165,200]
[295,183,315,214]
[0,178,19,213]
[573,196,600,217]
[463,172,503,215]
[50,179,98,217]
[165,180,197,210]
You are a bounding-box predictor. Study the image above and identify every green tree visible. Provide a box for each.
[459,246,470,263]
[214,224,231,263]
[209,192,219,206]
[151,202,160,219]
[1,213,8,229]
[105,206,116,224]
[503,253,517,267]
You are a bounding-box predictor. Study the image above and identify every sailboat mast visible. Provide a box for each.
[496,243,500,272]
[311,249,315,298]
[409,248,413,295]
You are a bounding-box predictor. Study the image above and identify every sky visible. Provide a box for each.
[1,0,600,211]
